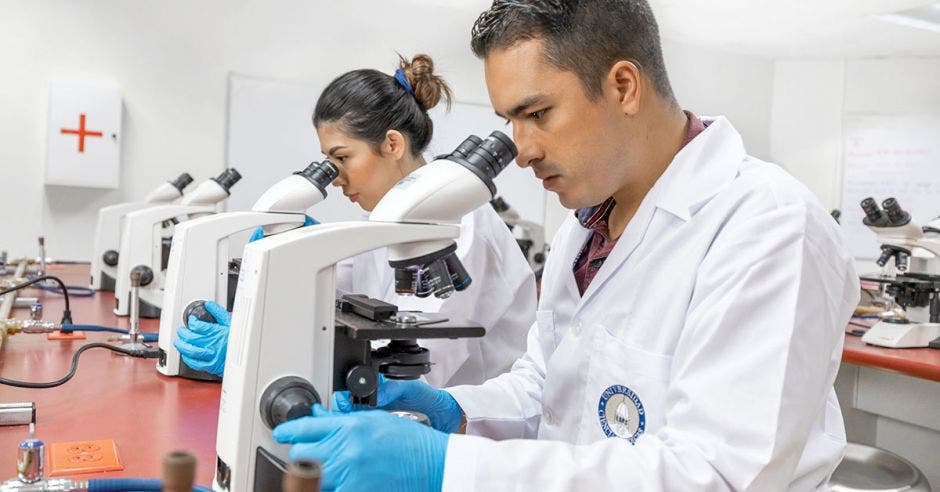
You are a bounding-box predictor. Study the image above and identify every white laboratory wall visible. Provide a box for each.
[770,57,940,212]
[542,39,777,244]
[0,0,491,261]
[0,0,779,260]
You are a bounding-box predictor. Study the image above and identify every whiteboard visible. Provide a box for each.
[840,114,940,258]
[225,73,546,227]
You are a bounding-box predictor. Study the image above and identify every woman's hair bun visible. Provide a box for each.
[399,53,453,111]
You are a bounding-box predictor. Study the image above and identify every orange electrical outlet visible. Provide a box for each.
[48,439,124,476]
[48,330,86,340]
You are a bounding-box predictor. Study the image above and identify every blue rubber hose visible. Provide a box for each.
[36,283,96,297]
[61,324,158,343]
[88,478,213,491]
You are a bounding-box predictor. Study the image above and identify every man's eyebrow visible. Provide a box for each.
[495,95,546,120]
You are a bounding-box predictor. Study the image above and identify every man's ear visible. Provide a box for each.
[605,60,642,116]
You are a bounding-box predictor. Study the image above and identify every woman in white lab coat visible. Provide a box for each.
[317,54,536,387]
[176,54,536,387]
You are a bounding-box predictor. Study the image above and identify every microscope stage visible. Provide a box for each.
[335,309,485,340]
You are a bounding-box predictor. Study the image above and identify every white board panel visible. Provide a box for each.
[225,73,361,222]
[226,73,547,227]
[840,114,940,259]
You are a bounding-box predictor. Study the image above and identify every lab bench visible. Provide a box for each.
[2,264,939,487]
[0,263,221,485]
[837,332,940,489]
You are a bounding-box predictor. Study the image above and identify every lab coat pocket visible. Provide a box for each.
[535,309,558,359]
[582,325,672,444]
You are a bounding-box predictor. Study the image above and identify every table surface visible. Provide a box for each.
[842,325,940,382]
[0,263,221,486]
[2,264,940,487]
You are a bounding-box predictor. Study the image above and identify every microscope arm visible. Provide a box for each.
[215,222,459,491]
[371,160,492,264]
[157,211,307,376]
[113,204,217,315]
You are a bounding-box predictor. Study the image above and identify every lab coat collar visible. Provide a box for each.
[651,115,745,222]
[575,116,746,309]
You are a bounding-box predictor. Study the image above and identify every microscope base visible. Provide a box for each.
[862,320,940,348]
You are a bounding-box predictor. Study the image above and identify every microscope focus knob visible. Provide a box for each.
[182,299,216,327]
[345,365,378,399]
[102,250,120,267]
[131,265,154,287]
[260,376,321,429]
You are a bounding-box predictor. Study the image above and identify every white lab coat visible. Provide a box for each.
[444,117,860,491]
[336,204,537,388]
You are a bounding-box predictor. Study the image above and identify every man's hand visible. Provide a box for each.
[333,375,463,433]
[273,404,447,492]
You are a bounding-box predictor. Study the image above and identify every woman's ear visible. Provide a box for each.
[383,130,408,160]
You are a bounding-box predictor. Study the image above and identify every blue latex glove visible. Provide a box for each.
[172,301,231,377]
[333,375,463,433]
[273,404,447,492]
[249,215,319,242]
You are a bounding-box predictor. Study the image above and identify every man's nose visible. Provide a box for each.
[513,127,543,169]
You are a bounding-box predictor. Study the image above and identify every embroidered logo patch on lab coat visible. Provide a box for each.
[598,385,646,443]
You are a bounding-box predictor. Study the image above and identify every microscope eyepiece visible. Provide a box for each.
[467,131,517,181]
[882,197,911,226]
[444,130,518,197]
[451,135,483,160]
[169,173,194,192]
[294,160,339,195]
[212,168,243,194]
[861,197,889,227]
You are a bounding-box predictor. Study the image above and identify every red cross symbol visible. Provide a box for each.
[60,113,103,153]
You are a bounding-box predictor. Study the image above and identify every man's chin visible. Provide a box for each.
[555,191,583,210]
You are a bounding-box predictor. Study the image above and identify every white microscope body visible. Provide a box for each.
[157,161,338,380]
[89,173,194,291]
[859,197,940,348]
[490,196,548,276]
[113,169,242,317]
[212,132,516,491]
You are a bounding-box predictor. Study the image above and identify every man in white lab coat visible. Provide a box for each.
[272,1,861,490]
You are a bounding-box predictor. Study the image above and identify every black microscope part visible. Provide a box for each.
[860,197,889,227]
[295,160,339,194]
[170,173,194,192]
[882,197,911,226]
[212,168,243,193]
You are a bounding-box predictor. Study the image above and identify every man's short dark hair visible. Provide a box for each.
[471,0,674,101]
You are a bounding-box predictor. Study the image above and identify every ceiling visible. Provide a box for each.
[415,0,940,59]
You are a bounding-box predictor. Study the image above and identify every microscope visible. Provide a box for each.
[89,173,194,291]
[156,161,338,381]
[211,131,517,491]
[859,197,940,348]
[113,169,242,318]
[490,195,548,277]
